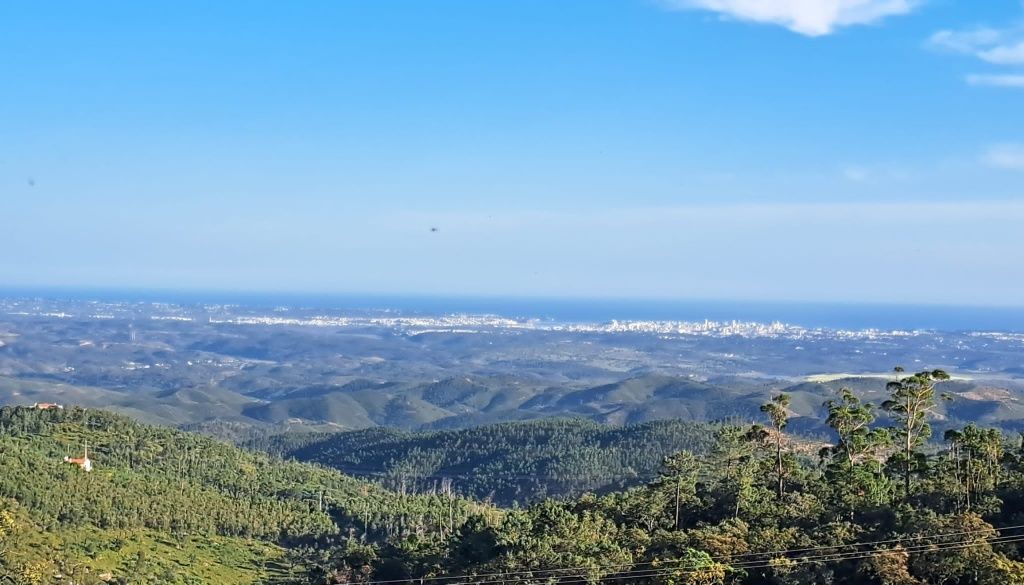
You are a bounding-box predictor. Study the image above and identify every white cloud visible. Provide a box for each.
[966,73,1024,88]
[662,0,918,37]
[978,40,1024,65]
[982,143,1024,170]
[930,22,1024,88]
[930,27,1024,65]
[929,28,1004,57]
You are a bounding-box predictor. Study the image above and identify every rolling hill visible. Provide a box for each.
[0,405,491,584]
[248,418,721,506]
[6,303,1024,436]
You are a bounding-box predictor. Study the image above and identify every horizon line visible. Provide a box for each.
[2,284,1024,312]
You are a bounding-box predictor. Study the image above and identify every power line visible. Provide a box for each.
[336,468,651,482]
[535,535,1024,585]
[346,523,1024,585]
[442,534,1024,585]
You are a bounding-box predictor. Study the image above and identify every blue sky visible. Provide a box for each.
[2,0,1023,304]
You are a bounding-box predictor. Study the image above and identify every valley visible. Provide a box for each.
[2,297,1023,437]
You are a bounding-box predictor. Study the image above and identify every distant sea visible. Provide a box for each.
[3,287,1024,333]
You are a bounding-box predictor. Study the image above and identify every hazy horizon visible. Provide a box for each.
[8,282,1024,308]
[6,286,1024,332]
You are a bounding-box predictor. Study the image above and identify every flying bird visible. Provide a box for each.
[430,227,439,233]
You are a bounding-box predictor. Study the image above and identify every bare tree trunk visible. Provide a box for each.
[674,479,681,529]
[776,434,784,499]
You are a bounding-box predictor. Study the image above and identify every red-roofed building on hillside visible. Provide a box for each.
[33,402,64,410]
[64,445,92,472]
[64,455,92,472]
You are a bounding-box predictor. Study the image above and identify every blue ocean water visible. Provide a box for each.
[3,287,1024,332]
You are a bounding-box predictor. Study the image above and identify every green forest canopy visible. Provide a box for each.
[5,369,1024,584]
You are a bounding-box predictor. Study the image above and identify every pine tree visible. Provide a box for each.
[882,368,950,496]
[760,394,791,500]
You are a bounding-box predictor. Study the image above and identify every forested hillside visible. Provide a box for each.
[0,406,492,584]
[251,418,719,506]
[7,369,1024,584]
[280,369,1024,584]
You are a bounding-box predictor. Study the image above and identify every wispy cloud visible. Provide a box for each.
[982,143,1024,170]
[929,20,1024,88]
[661,0,919,37]
[842,166,871,182]
[839,162,917,183]
[930,26,1024,65]
[966,73,1024,88]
